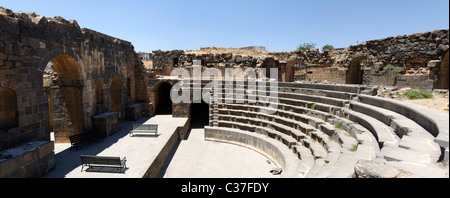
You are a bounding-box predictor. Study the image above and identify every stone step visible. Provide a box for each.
[326,153,359,178]
[381,147,435,165]
[345,109,400,148]
[386,161,448,178]
[305,159,326,178]
[398,135,441,162]
[302,138,327,159]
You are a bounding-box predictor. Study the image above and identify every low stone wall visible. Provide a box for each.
[204,126,301,178]
[142,118,190,178]
[0,141,54,178]
[396,75,435,90]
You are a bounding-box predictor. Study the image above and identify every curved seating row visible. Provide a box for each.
[205,82,448,177]
[210,91,382,177]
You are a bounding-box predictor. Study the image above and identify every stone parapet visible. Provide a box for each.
[0,141,54,178]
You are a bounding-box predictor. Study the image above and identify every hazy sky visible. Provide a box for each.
[1,0,449,52]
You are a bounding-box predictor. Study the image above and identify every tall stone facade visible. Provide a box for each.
[0,7,149,177]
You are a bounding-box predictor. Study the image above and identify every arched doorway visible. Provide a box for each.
[190,100,210,128]
[436,52,449,89]
[155,82,173,115]
[0,88,18,130]
[346,56,366,84]
[111,76,122,113]
[43,55,83,143]
[286,58,302,82]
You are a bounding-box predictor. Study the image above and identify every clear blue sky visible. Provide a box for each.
[1,0,449,52]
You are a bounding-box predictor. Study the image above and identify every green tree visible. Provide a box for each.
[322,44,335,51]
[297,42,317,52]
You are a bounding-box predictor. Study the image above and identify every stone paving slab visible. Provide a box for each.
[161,128,281,178]
[42,115,188,178]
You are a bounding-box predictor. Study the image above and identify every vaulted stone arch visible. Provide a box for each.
[285,57,302,82]
[0,88,18,130]
[111,76,122,113]
[436,51,449,89]
[346,56,367,84]
[44,55,84,143]
[96,79,104,105]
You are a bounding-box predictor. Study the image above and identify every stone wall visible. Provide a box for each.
[0,7,149,177]
[0,141,54,178]
[151,29,449,89]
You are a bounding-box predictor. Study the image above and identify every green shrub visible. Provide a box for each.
[310,103,317,110]
[322,44,335,51]
[382,64,400,73]
[297,42,317,52]
[202,92,211,102]
[334,123,343,130]
[349,144,358,152]
[400,89,433,100]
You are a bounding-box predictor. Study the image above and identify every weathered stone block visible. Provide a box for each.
[92,112,121,138]
[354,160,404,178]
[125,103,143,121]
[0,141,54,178]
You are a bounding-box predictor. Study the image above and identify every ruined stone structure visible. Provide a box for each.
[151,29,449,90]
[0,7,150,177]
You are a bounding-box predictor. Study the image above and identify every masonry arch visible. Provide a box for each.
[154,81,173,115]
[346,56,366,84]
[111,76,122,113]
[436,51,449,89]
[43,55,84,143]
[286,58,302,82]
[0,88,18,130]
[190,100,210,128]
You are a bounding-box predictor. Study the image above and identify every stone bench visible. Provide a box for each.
[216,102,357,158]
[217,116,301,147]
[204,80,364,94]
[217,102,359,151]
[218,109,309,142]
[343,108,400,149]
[358,95,449,150]
[219,93,341,119]
[217,114,330,161]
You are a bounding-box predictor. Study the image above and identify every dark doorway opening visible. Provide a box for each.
[436,52,449,89]
[111,76,122,113]
[155,82,173,115]
[173,58,179,67]
[190,100,210,128]
[346,56,366,85]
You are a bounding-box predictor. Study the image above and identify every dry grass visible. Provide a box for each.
[401,94,449,114]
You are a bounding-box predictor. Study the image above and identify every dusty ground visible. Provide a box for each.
[399,94,449,114]
[143,60,153,69]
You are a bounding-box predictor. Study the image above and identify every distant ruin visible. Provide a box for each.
[0,6,448,178]
[150,29,448,90]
